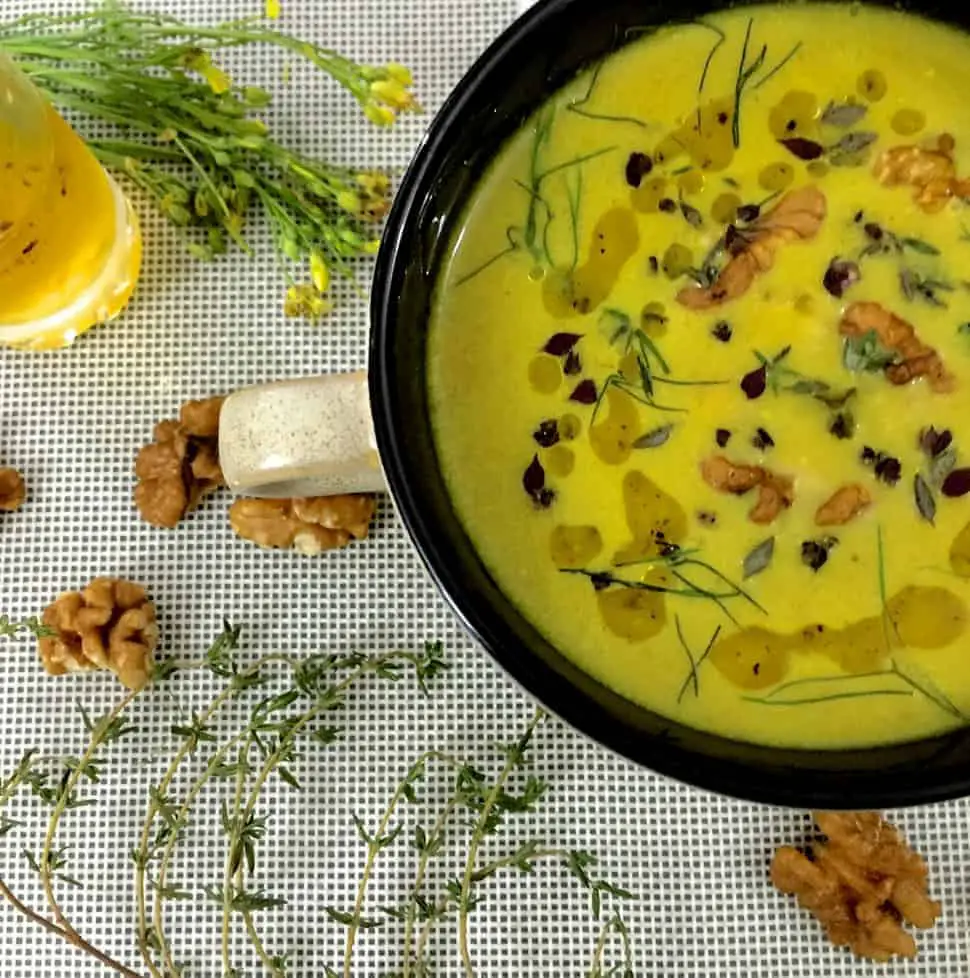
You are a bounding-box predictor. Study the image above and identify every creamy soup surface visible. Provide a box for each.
[428,3,970,748]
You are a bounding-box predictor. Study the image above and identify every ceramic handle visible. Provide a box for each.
[218,372,385,498]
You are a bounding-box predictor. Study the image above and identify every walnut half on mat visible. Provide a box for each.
[229,494,376,555]
[39,578,158,690]
[0,467,25,512]
[771,811,941,961]
[134,395,226,528]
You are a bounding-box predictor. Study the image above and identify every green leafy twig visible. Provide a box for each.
[0,3,419,316]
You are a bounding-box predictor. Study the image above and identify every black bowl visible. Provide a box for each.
[369,0,970,808]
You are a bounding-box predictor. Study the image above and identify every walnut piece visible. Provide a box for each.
[0,467,25,512]
[700,455,794,525]
[873,133,970,213]
[134,395,226,528]
[229,494,377,555]
[771,811,941,962]
[816,484,871,526]
[677,186,827,309]
[840,302,954,393]
[39,578,158,690]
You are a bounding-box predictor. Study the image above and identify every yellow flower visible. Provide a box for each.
[363,239,381,255]
[370,79,414,112]
[336,189,362,215]
[310,252,330,294]
[385,63,413,87]
[356,172,391,197]
[182,51,232,94]
[265,0,281,18]
[364,103,396,128]
[284,283,332,320]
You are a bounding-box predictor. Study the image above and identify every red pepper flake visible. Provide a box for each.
[919,426,953,458]
[711,320,733,343]
[522,454,555,508]
[569,379,598,404]
[752,427,775,450]
[625,152,653,188]
[822,259,861,298]
[740,364,767,400]
[563,350,582,375]
[942,468,970,498]
[778,137,825,160]
[533,419,560,448]
[543,332,582,356]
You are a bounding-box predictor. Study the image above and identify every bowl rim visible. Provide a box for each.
[369,0,970,809]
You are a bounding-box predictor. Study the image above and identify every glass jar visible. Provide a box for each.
[0,53,141,350]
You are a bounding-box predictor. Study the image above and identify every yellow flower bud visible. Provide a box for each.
[201,64,231,95]
[370,79,414,111]
[363,239,381,255]
[310,252,330,294]
[336,189,362,214]
[385,62,413,87]
[364,103,396,127]
[265,0,281,18]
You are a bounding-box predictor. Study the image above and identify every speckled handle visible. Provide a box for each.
[218,372,385,498]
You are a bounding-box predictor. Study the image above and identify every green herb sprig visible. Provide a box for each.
[0,3,420,318]
[0,622,634,978]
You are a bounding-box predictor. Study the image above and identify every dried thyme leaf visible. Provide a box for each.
[679,200,704,229]
[828,131,878,163]
[743,537,775,579]
[633,424,674,449]
[929,446,957,487]
[820,101,867,128]
[914,473,936,524]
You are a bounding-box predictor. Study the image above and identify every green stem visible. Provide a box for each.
[0,879,143,978]
[40,690,139,942]
[402,798,460,978]
[457,712,544,978]
[220,742,252,978]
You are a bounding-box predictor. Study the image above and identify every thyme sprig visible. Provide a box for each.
[0,3,420,317]
[0,623,634,977]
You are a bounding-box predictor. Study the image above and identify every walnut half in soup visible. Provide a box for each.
[428,3,970,748]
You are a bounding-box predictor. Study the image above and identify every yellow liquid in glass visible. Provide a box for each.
[0,57,141,350]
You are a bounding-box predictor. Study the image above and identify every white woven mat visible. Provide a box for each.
[0,1,968,976]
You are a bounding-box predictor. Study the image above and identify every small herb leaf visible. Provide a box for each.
[899,236,940,256]
[633,424,674,449]
[820,101,867,128]
[743,537,775,579]
[843,330,898,373]
[914,473,936,525]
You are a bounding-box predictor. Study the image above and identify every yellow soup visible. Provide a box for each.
[428,3,970,749]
